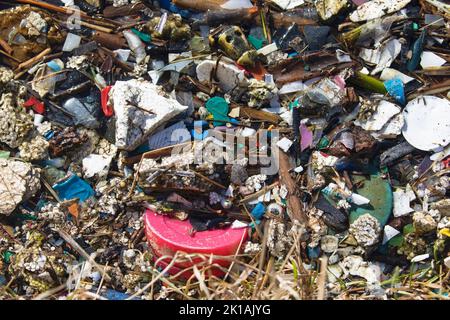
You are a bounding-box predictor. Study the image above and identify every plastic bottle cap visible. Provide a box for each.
[144,209,248,276]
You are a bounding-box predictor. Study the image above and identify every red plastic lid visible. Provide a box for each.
[144,209,248,271]
[152,255,227,279]
[101,85,114,117]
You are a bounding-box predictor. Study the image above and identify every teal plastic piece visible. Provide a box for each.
[53,174,95,202]
[248,35,265,50]
[205,97,231,126]
[349,169,393,228]
[131,28,152,43]
[407,29,426,72]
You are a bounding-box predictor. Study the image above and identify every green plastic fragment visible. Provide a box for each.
[388,234,404,247]
[318,136,330,149]
[0,151,9,159]
[3,251,14,263]
[403,223,415,235]
[131,28,152,43]
[248,35,265,50]
[349,168,393,228]
[205,97,231,126]
[412,22,419,30]
[349,72,388,94]
[16,213,37,221]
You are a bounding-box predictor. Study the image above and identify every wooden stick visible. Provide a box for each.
[16,47,51,71]
[317,255,328,300]
[57,229,111,282]
[15,0,90,18]
[194,171,226,189]
[56,18,114,33]
[278,148,308,223]
[0,49,21,63]
[239,181,279,204]
[0,38,12,54]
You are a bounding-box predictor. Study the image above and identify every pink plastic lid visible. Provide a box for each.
[144,209,248,269]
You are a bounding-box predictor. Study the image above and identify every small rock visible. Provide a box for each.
[321,235,339,253]
[413,211,437,235]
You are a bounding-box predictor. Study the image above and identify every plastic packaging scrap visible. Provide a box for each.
[0,0,448,301]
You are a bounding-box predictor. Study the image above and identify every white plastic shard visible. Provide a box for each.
[379,68,415,84]
[276,137,293,152]
[350,193,370,205]
[411,253,430,263]
[62,33,81,52]
[110,79,189,151]
[371,113,404,140]
[270,0,305,10]
[231,220,249,229]
[420,51,447,69]
[82,154,112,178]
[0,159,41,215]
[359,38,402,75]
[279,80,305,95]
[350,0,412,22]
[393,187,416,217]
[220,0,253,9]
[402,96,450,151]
[382,225,400,244]
[196,60,248,92]
[340,255,381,284]
[257,43,279,56]
[355,100,401,131]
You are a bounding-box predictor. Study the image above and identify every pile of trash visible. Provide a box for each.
[0,0,449,300]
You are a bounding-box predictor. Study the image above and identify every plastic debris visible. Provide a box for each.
[0,0,448,302]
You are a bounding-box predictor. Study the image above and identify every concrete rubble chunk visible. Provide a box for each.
[0,158,41,215]
[196,60,249,93]
[109,79,189,151]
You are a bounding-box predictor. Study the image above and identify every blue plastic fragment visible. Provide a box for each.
[335,158,360,172]
[102,288,139,300]
[251,202,266,220]
[191,120,209,140]
[53,174,95,202]
[47,60,62,72]
[307,246,320,259]
[384,78,405,105]
[158,0,192,18]
[43,130,55,140]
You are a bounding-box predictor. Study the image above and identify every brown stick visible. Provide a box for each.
[16,47,51,71]
[317,255,328,300]
[278,148,307,223]
[172,0,228,11]
[15,0,90,18]
[194,171,226,189]
[0,38,12,54]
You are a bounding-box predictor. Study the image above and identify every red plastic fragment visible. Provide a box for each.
[144,209,248,279]
[23,97,45,114]
[101,85,114,117]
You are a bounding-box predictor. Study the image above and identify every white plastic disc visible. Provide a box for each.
[402,96,450,151]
